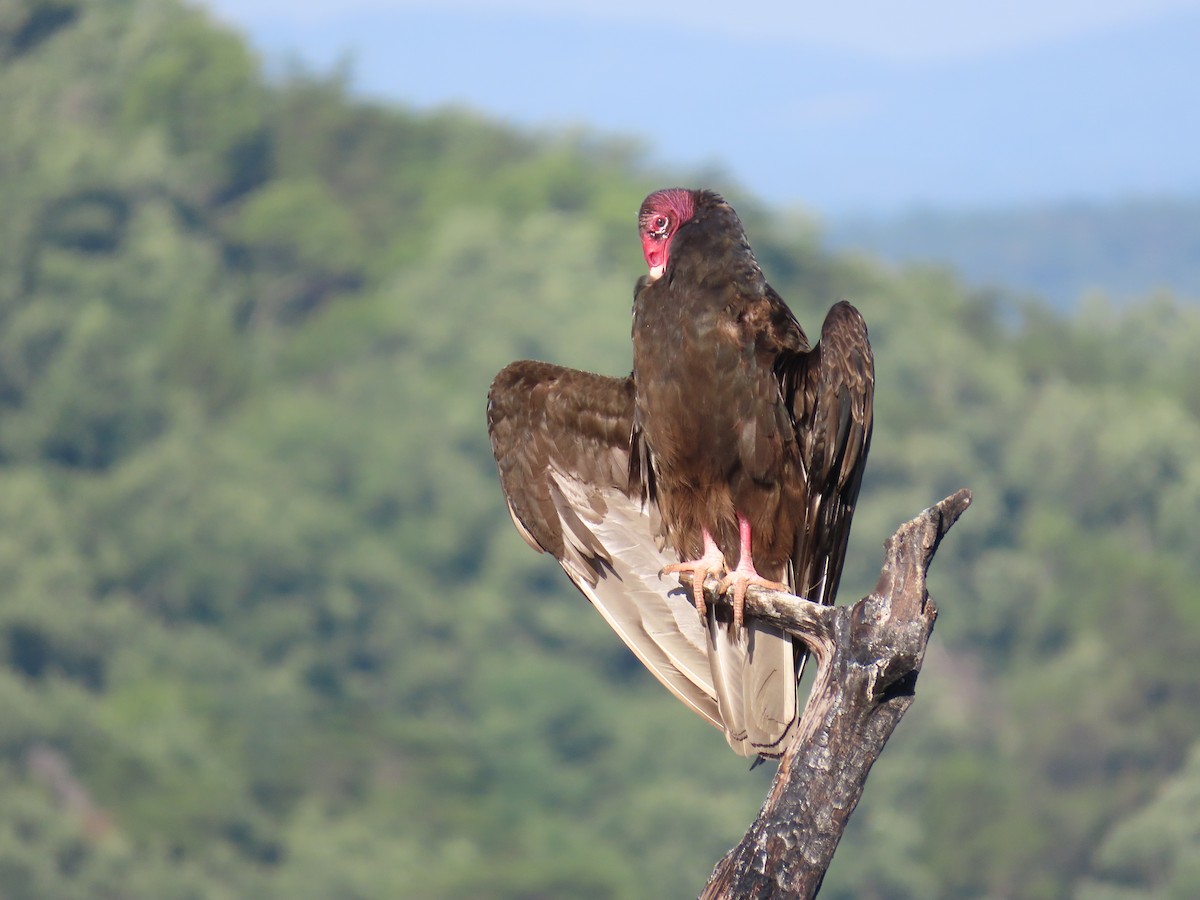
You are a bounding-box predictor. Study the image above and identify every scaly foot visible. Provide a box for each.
[718,563,788,630]
[662,528,726,618]
[717,513,788,629]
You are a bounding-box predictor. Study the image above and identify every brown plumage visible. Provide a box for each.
[487,189,874,757]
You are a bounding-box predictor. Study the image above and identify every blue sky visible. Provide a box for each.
[201,1,1200,216]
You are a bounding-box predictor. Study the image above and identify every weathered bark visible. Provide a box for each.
[700,488,972,899]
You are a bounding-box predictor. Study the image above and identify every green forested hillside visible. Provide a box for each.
[1,2,1199,898]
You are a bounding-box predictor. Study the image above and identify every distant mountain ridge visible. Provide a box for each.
[826,196,1200,310]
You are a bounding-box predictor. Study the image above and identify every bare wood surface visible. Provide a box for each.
[700,488,972,899]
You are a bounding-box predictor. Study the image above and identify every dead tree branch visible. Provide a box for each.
[700,488,972,899]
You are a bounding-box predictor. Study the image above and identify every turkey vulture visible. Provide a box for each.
[487,189,873,757]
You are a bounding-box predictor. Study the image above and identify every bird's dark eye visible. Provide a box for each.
[650,215,669,237]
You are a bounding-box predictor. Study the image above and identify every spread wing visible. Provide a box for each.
[486,360,722,728]
[781,300,875,608]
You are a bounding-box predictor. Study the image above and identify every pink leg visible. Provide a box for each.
[662,528,727,618]
[718,513,788,629]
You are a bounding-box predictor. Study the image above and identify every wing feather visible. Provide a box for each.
[487,361,721,728]
[781,300,875,608]
[705,616,797,756]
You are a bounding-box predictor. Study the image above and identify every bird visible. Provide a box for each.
[487,188,874,757]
